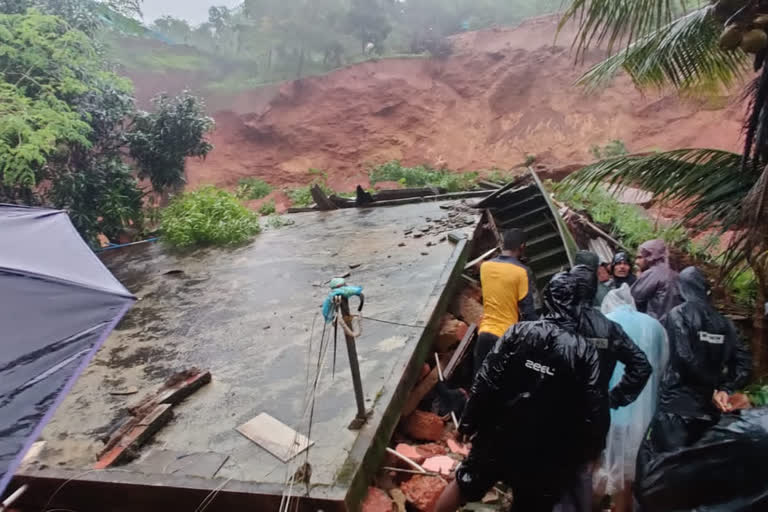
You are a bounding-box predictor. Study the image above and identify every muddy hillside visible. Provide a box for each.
[136,15,746,192]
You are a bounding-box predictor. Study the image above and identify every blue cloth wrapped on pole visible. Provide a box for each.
[322,285,363,323]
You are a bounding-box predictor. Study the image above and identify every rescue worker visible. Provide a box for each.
[631,240,681,320]
[575,251,610,307]
[475,228,537,375]
[570,265,652,409]
[636,266,751,491]
[435,272,609,512]
[607,252,636,289]
[594,285,669,512]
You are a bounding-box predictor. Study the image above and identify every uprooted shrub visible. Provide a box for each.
[161,186,260,248]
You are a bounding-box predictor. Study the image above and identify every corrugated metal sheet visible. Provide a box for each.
[478,169,577,293]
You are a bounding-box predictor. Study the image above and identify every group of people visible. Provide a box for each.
[435,231,752,512]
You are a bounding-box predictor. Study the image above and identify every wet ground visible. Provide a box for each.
[22,203,474,500]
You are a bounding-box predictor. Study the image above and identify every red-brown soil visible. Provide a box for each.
[136,15,747,196]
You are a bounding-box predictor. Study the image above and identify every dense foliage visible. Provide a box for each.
[160,186,261,248]
[369,161,479,192]
[0,6,212,245]
[128,91,214,193]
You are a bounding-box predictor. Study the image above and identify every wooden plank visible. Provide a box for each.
[443,324,477,380]
[236,413,314,463]
[463,247,498,271]
[402,354,452,417]
[95,405,173,469]
[311,184,338,211]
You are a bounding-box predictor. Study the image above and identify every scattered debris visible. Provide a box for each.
[443,323,477,380]
[236,412,314,462]
[394,444,426,466]
[402,411,445,442]
[362,486,396,512]
[389,488,407,512]
[435,315,469,353]
[349,263,362,269]
[401,475,447,512]
[422,455,455,476]
[446,439,470,457]
[420,251,429,256]
[398,242,406,247]
[96,369,211,469]
[109,386,139,396]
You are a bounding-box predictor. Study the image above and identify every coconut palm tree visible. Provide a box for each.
[558,0,768,374]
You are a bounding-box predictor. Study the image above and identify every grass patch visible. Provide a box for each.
[258,199,277,216]
[160,186,260,248]
[369,161,479,192]
[236,177,273,200]
[485,169,520,184]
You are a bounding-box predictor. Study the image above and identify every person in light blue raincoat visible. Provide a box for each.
[594,284,668,511]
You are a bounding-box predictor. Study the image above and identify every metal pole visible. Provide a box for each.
[340,296,368,429]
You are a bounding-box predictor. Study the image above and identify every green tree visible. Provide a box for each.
[152,15,192,44]
[345,0,392,54]
[559,0,768,373]
[0,10,213,245]
[128,91,214,194]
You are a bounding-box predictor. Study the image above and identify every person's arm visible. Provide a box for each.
[459,326,521,436]
[608,322,652,408]
[719,321,752,394]
[580,344,610,461]
[518,266,538,321]
[631,272,657,314]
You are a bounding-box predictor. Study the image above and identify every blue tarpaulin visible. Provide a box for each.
[0,204,135,496]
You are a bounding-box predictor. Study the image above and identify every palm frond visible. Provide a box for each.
[566,148,749,229]
[576,7,749,91]
[558,0,696,59]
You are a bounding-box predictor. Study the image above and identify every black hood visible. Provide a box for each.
[678,266,710,303]
[544,271,580,321]
[571,264,598,305]
[574,251,600,271]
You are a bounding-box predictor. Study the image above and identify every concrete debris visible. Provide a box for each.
[395,443,426,465]
[109,386,139,396]
[447,438,470,457]
[416,443,448,458]
[349,263,362,269]
[435,317,469,353]
[389,488,407,512]
[421,251,429,256]
[450,289,484,326]
[414,232,424,239]
[403,411,445,442]
[401,475,447,512]
[362,486,396,512]
[422,455,455,477]
[398,242,406,247]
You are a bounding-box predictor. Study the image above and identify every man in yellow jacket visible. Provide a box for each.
[474,228,538,375]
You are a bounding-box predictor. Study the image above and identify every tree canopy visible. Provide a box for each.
[0,7,213,245]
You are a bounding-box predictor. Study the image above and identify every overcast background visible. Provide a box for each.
[141,0,241,25]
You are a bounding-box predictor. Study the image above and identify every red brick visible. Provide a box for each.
[403,411,445,442]
[435,319,469,353]
[362,486,395,512]
[415,442,447,458]
[401,475,447,511]
[396,443,426,465]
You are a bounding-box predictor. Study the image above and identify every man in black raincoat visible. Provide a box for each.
[435,272,609,512]
[570,264,652,410]
[636,266,751,488]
